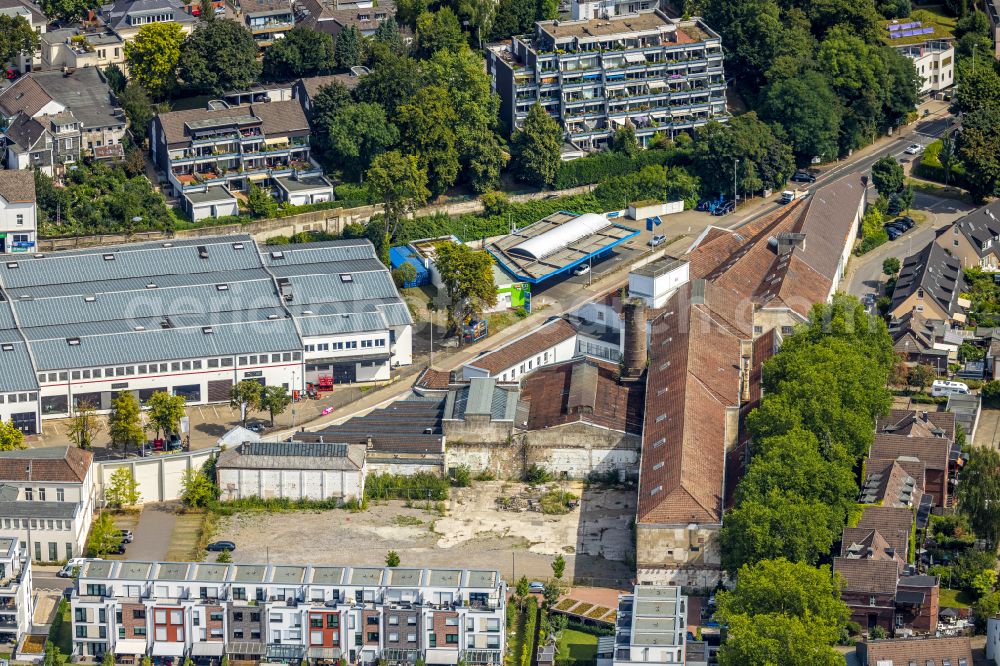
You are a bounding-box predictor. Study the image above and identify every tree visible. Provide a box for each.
[882,257,901,276]
[101,648,116,666]
[246,184,279,219]
[611,125,639,158]
[717,613,844,666]
[458,0,495,47]
[974,591,1000,633]
[108,392,145,457]
[871,155,905,197]
[310,80,353,122]
[550,554,566,580]
[180,467,217,507]
[416,7,465,57]
[104,64,127,95]
[366,151,430,262]
[260,386,291,426]
[512,104,561,188]
[118,83,157,144]
[760,70,842,165]
[958,105,1000,201]
[373,17,405,53]
[124,22,184,98]
[907,364,936,390]
[199,0,215,20]
[397,85,460,196]
[44,642,67,666]
[0,420,28,451]
[263,26,336,80]
[958,446,1000,545]
[0,15,38,69]
[984,380,1000,405]
[65,401,103,450]
[355,50,420,116]
[105,468,141,508]
[434,242,498,331]
[385,550,401,567]
[951,62,1000,116]
[716,559,849,644]
[719,489,841,572]
[87,512,123,558]
[692,113,793,198]
[147,391,186,440]
[541,580,562,608]
[489,0,538,39]
[38,0,88,22]
[142,656,152,666]
[940,132,957,185]
[334,25,362,70]
[178,20,261,95]
[515,576,530,601]
[230,380,263,427]
[216,549,232,563]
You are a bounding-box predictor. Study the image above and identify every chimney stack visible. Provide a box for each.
[621,298,646,381]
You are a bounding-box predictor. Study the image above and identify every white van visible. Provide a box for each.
[931,380,969,397]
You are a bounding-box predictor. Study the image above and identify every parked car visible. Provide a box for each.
[904,143,923,155]
[246,422,265,433]
[528,581,545,593]
[206,541,236,552]
[118,529,133,543]
[897,216,915,229]
[109,543,126,555]
[57,558,88,578]
[648,234,667,247]
[887,228,902,241]
[572,263,590,276]
[712,201,735,216]
[790,170,817,183]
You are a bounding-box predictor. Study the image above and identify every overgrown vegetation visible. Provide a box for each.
[365,472,450,501]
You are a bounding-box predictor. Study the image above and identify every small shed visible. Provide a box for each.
[389,246,431,288]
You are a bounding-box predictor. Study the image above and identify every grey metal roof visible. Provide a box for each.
[217,440,365,472]
[185,187,238,205]
[0,499,78,519]
[445,378,519,422]
[0,236,409,373]
[24,68,124,132]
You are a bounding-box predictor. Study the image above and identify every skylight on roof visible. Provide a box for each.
[271,251,285,260]
[103,254,115,261]
[216,284,229,291]
[0,344,12,352]
[66,337,80,346]
[202,327,214,335]
[83,294,96,303]
[146,283,157,289]
[5,262,17,269]
[340,274,353,282]
[233,242,245,250]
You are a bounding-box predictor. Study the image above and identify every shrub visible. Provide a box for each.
[552,148,680,189]
[451,465,472,487]
[914,140,969,190]
[525,464,553,485]
[365,472,450,501]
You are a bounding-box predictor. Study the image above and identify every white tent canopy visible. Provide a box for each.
[508,213,610,261]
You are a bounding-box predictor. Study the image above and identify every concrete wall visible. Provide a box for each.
[444,439,524,479]
[96,449,218,504]
[525,423,639,478]
[367,459,444,476]
[217,467,363,501]
[635,523,722,588]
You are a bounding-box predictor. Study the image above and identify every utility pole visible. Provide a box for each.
[733,159,739,207]
[25,462,31,564]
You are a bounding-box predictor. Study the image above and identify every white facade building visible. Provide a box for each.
[462,318,577,382]
[0,536,32,649]
[598,586,687,666]
[217,441,367,502]
[0,236,413,432]
[0,447,96,562]
[71,559,506,665]
[0,170,36,254]
[628,257,690,309]
[898,40,954,96]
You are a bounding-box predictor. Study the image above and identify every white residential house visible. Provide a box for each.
[461,318,578,382]
[0,169,36,254]
[897,40,954,96]
[0,0,47,73]
[0,447,96,562]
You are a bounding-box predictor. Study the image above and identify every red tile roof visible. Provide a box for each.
[857,505,914,561]
[860,636,973,666]
[834,557,900,595]
[0,446,92,483]
[519,358,645,434]
[870,433,950,473]
[465,318,576,375]
[637,280,748,526]
[414,367,452,391]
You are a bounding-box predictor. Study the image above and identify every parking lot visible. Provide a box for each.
[211,481,636,587]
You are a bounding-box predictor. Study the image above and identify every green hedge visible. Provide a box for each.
[913,140,969,190]
[364,472,450,501]
[552,149,681,189]
[521,597,538,666]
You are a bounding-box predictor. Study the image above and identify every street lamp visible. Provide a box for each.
[733,159,739,207]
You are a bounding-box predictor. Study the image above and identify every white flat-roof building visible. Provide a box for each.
[0,536,32,650]
[71,559,506,664]
[0,236,412,433]
[600,586,686,666]
[897,40,954,96]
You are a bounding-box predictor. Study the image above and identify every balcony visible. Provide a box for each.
[191,131,240,145]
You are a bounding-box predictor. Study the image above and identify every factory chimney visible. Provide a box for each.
[621,298,646,381]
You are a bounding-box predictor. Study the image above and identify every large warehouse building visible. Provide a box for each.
[0,235,412,432]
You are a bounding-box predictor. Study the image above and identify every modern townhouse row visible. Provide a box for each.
[71,560,506,666]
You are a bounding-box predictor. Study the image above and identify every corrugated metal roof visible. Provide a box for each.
[0,341,39,392]
[297,311,387,337]
[259,241,375,266]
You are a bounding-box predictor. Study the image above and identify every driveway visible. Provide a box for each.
[126,504,177,561]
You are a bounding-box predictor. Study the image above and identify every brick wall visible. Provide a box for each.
[362,609,380,646]
[121,603,146,640]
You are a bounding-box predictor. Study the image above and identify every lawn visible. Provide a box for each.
[47,601,71,655]
[164,511,209,561]
[939,587,974,609]
[557,629,598,666]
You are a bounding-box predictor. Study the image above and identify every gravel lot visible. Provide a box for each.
[214,481,635,587]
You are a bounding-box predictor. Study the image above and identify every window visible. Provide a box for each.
[367,617,379,625]
[133,609,145,619]
[388,633,399,642]
[233,630,244,639]
[57,488,64,502]
[327,616,338,629]
[367,632,379,641]
[781,326,793,335]
[311,631,323,645]
[76,626,86,638]
[389,617,399,625]
[155,627,166,642]
[233,587,246,601]
[155,610,166,623]
[445,618,458,627]
[38,488,45,501]
[133,627,146,637]
[869,596,876,607]
[210,612,223,622]
[446,634,458,644]
[15,214,23,226]
[75,609,86,622]
[407,634,416,643]
[24,488,32,501]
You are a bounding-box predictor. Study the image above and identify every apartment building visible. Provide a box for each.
[99,0,198,41]
[0,236,413,430]
[298,0,398,38]
[39,28,126,72]
[599,586,686,666]
[150,100,332,220]
[71,560,506,665]
[238,0,295,47]
[0,170,36,254]
[0,0,47,73]
[897,40,954,96]
[0,447,96,562]
[485,6,727,153]
[0,536,32,648]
